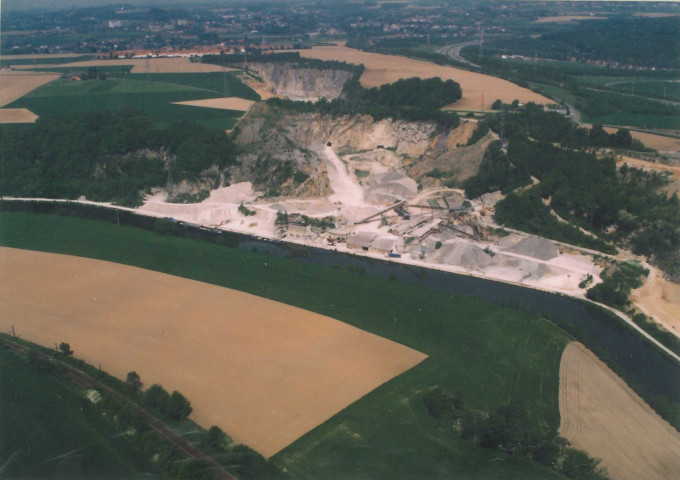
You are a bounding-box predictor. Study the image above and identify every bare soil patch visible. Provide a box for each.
[0,71,60,106]
[618,155,680,178]
[0,247,426,458]
[559,342,680,480]
[0,108,38,123]
[603,128,680,153]
[173,97,255,111]
[631,268,680,340]
[13,57,237,74]
[296,45,551,111]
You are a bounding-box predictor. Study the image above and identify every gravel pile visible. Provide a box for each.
[502,236,558,261]
[437,242,493,268]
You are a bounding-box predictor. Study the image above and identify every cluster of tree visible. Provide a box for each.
[423,388,608,480]
[485,103,648,151]
[266,76,461,127]
[586,261,648,310]
[0,109,238,206]
[203,52,364,76]
[468,118,679,276]
[494,190,617,254]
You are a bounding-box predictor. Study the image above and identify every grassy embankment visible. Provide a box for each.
[0,211,569,479]
[4,71,259,130]
[0,346,160,479]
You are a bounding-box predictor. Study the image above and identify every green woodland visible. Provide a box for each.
[267,75,461,127]
[0,109,238,206]
[462,104,680,279]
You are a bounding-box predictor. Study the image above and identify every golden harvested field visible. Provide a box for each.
[0,71,60,106]
[296,45,551,111]
[603,128,680,153]
[0,247,426,458]
[630,269,680,340]
[533,15,608,23]
[0,108,38,123]
[14,57,237,74]
[173,97,255,111]
[559,342,680,480]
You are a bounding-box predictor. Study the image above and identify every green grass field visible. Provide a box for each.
[115,72,262,101]
[0,347,159,479]
[5,72,259,130]
[0,212,569,479]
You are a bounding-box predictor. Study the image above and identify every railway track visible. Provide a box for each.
[1,337,237,480]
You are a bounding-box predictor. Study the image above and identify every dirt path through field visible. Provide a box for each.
[559,342,680,480]
[630,267,680,340]
[0,247,426,458]
[295,45,551,111]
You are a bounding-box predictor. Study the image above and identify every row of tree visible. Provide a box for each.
[423,387,608,480]
[267,76,461,127]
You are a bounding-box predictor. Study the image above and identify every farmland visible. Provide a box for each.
[559,342,680,480]
[0,71,60,106]
[296,44,551,111]
[0,211,571,478]
[3,72,259,130]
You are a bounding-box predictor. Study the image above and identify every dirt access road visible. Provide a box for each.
[559,342,680,480]
[0,247,426,458]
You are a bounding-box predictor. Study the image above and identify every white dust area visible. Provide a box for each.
[501,236,559,261]
[631,266,680,340]
[533,15,608,23]
[296,44,552,111]
[0,247,427,458]
[560,342,680,480]
[0,71,60,106]
[13,57,237,74]
[0,108,38,123]
[173,97,255,111]
[322,145,367,207]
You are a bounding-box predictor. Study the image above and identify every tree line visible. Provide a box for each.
[463,105,680,277]
[423,387,608,480]
[1,109,238,207]
[267,76,461,127]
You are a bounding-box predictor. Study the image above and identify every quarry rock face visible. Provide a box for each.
[233,104,481,198]
[249,63,353,101]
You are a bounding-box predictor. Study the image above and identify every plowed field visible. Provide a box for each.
[0,247,426,458]
[559,342,680,480]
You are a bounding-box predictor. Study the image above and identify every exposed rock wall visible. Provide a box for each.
[249,63,353,101]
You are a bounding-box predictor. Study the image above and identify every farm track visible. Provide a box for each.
[0,337,237,480]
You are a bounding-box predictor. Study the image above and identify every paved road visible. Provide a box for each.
[436,40,481,68]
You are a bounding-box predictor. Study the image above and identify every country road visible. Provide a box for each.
[436,40,481,68]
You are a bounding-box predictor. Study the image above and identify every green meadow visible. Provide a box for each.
[0,211,569,479]
[5,71,259,130]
